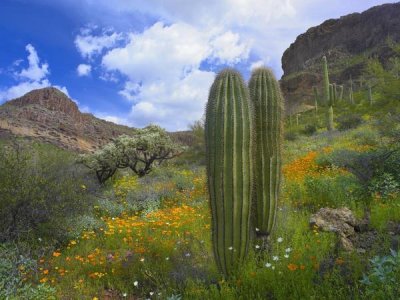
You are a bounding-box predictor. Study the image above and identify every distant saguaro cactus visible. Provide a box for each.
[205,69,253,277]
[349,76,355,105]
[313,86,319,114]
[249,67,284,242]
[322,56,330,105]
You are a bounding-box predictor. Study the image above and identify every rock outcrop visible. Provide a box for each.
[280,2,400,113]
[0,87,136,152]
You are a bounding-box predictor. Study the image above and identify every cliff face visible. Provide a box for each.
[0,87,136,152]
[280,2,400,113]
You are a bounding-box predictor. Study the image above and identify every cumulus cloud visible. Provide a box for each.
[100,22,251,130]
[77,63,92,76]
[75,26,123,59]
[0,44,68,102]
[16,44,49,81]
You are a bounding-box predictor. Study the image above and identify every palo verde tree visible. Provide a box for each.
[114,125,184,177]
[79,125,184,183]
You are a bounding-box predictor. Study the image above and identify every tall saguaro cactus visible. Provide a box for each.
[205,69,253,277]
[322,56,330,105]
[249,67,284,241]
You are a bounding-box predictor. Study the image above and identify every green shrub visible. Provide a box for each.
[336,114,363,131]
[0,140,97,243]
[360,249,400,299]
[285,131,298,141]
[302,124,317,136]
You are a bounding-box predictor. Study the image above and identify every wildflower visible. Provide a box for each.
[70,240,77,245]
[134,281,138,287]
[122,293,127,297]
[287,263,298,271]
[265,263,272,268]
[228,246,233,251]
[285,247,292,253]
[165,257,170,261]
[255,245,260,249]
[271,266,275,270]
[93,297,99,300]
[185,253,191,257]
[277,237,283,243]
[255,228,260,232]
[300,265,306,270]
[38,237,42,242]
[149,292,154,296]
[42,269,49,275]
[284,254,289,259]
[140,258,145,262]
[273,256,279,261]
[52,251,61,257]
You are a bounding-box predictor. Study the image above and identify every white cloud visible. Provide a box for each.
[16,44,49,81]
[250,60,266,71]
[77,64,92,76]
[0,44,68,103]
[100,22,250,130]
[75,26,123,59]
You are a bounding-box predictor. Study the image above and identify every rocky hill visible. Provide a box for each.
[280,2,400,113]
[0,87,136,152]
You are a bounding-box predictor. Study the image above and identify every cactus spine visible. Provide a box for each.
[249,67,283,240]
[205,69,253,277]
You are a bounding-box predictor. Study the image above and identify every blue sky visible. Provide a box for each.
[0,0,395,131]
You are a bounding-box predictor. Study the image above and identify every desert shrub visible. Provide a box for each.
[360,249,400,299]
[336,114,363,131]
[285,131,298,141]
[0,140,97,243]
[303,173,359,209]
[369,173,399,199]
[352,128,380,146]
[0,243,56,299]
[302,124,317,136]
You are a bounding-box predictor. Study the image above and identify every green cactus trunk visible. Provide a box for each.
[249,67,284,240]
[329,84,334,106]
[368,85,373,105]
[322,56,330,105]
[349,77,355,105]
[338,85,344,102]
[327,106,334,131]
[205,69,253,277]
[313,86,318,114]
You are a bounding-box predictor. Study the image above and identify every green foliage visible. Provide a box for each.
[360,249,400,299]
[205,68,253,277]
[183,119,206,165]
[249,67,284,238]
[336,114,363,131]
[79,124,185,183]
[302,124,317,136]
[0,243,56,299]
[0,140,96,243]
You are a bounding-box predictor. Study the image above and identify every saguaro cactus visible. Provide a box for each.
[313,86,319,114]
[249,67,284,241]
[205,69,253,277]
[322,56,330,105]
[327,106,334,131]
[349,76,355,105]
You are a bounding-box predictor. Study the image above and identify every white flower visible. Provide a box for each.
[284,254,289,258]
[122,293,127,297]
[165,257,170,261]
[255,245,260,249]
[272,266,275,270]
[134,281,138,287]
[38,237,42,242]
[149,292,154,296]
[140,258,145,262]
[285,247,292,253]
[273,256,279,261]
[277,237,283,243]
[255,228,260,232]
[228,246,233,251]
[185,253,191,257]
[265,263,272,268]
[112,217,115,220]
